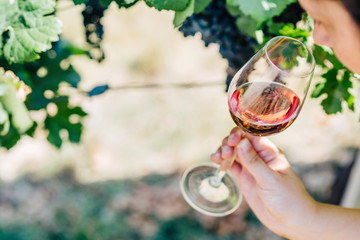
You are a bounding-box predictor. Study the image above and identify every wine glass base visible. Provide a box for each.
[180,163,242,217]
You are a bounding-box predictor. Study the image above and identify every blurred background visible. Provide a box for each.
[1,0,360,239]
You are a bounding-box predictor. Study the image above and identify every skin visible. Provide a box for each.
[211,129,360,239]
[299,0,360,73]
[210,0,360,239]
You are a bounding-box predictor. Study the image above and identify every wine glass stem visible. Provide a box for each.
[210,149,237,187]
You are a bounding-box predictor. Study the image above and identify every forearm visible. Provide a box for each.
[285,202,360,240]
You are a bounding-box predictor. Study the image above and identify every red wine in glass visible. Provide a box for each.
[229,82,300,136]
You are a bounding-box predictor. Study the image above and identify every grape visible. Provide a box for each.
[179,0,257,91]
[81,0,107,62]
[178,0,304,90]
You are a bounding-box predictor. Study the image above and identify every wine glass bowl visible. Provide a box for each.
[180,36,315,217]
[228,36,315,136]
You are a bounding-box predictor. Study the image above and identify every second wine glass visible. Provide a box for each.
[180,36,315,217]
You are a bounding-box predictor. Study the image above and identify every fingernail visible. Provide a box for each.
[221,145,231,156]
[238,138,251,152]
[228,134,236,143]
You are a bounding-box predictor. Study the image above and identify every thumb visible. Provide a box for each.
[236,138,278,187]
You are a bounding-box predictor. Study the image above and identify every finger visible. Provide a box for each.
[230,162,260,203]
[210,136,231,163]
[210,147,222,164]
[236,138,278,187]
[247,135,290,172]
[221,145,234,159]
[210,128,243,164]
[222,128,244,159]
[232,164,256,194]
[228,127,243,146]
[222,136,228,145]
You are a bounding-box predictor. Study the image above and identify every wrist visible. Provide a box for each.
[283,201,360,240]
[280,198,320,240]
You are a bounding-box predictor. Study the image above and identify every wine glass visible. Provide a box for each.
[180,36,315,217]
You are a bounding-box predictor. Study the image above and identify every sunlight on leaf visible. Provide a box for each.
[0,0,62,63]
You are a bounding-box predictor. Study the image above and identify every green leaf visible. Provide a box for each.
[0,0,62,63]
[313,45,343,69]
[0,80,32,132]
[236,15,258,38]
[173,0,195,27]
[321,96,342,114]
[144,0,189,11]
[0,82,7,96]
[45,116,62,148]
[170,0,209,26]
[226,4,243,16]
[0,68,33,133]
[339,70,354,111]
[0,126,21,149]
[194,0,212,13]
[44,99,87,148]
[312,69,355,114]
[73,0,86,5]
[0,102,10,136]
[278,24,309,38]
[227,0,296,23]
[0,39,87,149]
[114,0,138,8]
[311,82,326,98]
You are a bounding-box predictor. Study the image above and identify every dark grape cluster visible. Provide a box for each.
[178,0,257,90]
[178,0,304,90]
[81,0,107,62]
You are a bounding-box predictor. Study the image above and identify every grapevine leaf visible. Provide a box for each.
[0,82,7,95]
[194,0,212,13]
[113,0,138,8]
[226,4,244,16]
[340,70,354,111]
[313,45,343,69]
[73,0,87,5]
[318,69,341,114]
[311,82,326,98]
[25,40,84,110]
[267,21,285,35]
[67,122,82,142]
[312,69,355,114]
[45,99,87,148]
[45,116,62,148]
[227,0,296,24]
[266,21,308,37]
[173,0,195,27]
[0,68,33,133]
[0,39,87,149]
[0,0,62,64]
[321,96,342,115]
[0,126,21,149]
[236,15,258,38]
[172,0,210,26]
[0,102,10,136]
[144,0,189,11]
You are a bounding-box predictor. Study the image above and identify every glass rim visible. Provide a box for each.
[264,36,316,78]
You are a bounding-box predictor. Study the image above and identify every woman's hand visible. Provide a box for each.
[210,127,318,239]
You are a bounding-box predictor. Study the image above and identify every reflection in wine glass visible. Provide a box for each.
[180,36,315,217]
